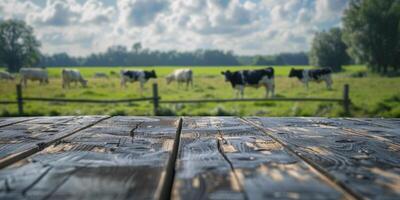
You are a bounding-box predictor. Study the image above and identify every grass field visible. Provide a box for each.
[1,65,399,117]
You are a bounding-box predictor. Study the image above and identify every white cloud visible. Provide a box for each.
[31,0,80,26]
[0,0,350,56]
[0,0,40,20]
[163,0,259,36]
[315,0,348,22]
[117,0,169,27]
[27,0,114,26]
[80,0,115,24]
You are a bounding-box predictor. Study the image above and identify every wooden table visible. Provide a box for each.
[0,116,398,200]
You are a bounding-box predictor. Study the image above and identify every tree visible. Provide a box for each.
[132,42,142,53]
[309,28,350,71]
[253,56,275,65]
[276,52,309,65]
[342,0,400,74]
[0,20,41,72]
[40,53,79,67]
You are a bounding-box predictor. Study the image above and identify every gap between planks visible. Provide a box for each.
[0,116,112,170]
[159,117,183,200]
[240,117,362,200]
[0,117,36,128]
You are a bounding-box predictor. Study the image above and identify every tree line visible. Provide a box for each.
[39,45,309,67]
[40,46,242,67]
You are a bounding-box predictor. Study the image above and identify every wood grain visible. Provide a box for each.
[307,118,400,145]
[348,118,400,129]
[173,117,346,200]
[218,117,346,199]
[343,118,400,144]
[0,117,35,128]
[172,117,246,200]
[246,117,400,199]
[0,116,107,168]
[0,116,398,199]
[0,116,104,168]
[0,116,179,200]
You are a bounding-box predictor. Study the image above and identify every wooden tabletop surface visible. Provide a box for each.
[0,116,398,200]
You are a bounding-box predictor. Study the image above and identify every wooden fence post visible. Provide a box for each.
[343,84,350,116]
[152,83,159,115]
[16,84,23,116]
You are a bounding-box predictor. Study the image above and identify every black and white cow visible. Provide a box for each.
[289,68,333,89]
[221,67,275,98]
[120,70,157,92]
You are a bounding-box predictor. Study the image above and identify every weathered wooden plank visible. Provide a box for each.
[172,117,247,200]
[342,118,400,142]
[348,118,400,129]
[246,117,400,199]
[217,117,347,199]
[172,117,347,200]
[0,117,35,128]
[0,116,179,200]
[0,116,107,169]
[307,118,400,145]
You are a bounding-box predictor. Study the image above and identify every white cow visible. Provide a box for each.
[62,69,88,88]
[19,68,49,87]
[0,71,14,80]
[166,69,193,88]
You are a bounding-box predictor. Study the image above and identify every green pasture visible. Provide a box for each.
[0,65,399,117]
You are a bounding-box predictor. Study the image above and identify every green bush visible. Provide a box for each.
[49,110,60,116]
[109,109,127,116]
[156,107,176,116]
[213,106,237,116]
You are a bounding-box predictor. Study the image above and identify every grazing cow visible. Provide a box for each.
[62,69,88,88]
[221,67,275,98]
[120,70,157,91]
[93,72,109,79]
[166,69,193,88]
[19,68,49,87]
[0,71,14,80]
[289,68,333,89]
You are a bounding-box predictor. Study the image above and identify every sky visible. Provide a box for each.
[0,0,349,56]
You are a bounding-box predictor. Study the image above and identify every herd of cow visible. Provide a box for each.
[0,67,333,98]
